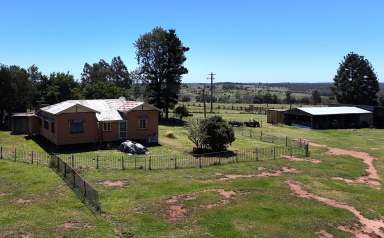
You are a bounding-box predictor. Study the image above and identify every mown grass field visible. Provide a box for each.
[0,108,384,237]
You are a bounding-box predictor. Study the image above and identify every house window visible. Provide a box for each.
[139,119,147,129]
[44,120,49,129]
[102,122,112,132]
[70,119,84,134]
[51,122,55,133]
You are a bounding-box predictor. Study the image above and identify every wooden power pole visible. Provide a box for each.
[202,85,207,118]
[208,72,215,113]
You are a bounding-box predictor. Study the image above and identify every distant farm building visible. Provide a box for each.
[284,106,373,129]
[266,109,286,125]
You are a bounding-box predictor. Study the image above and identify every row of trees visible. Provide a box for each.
[194,90,322,105]
[0,27,189,127]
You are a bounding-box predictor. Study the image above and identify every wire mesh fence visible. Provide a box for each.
[235,128,309,149]
[0,142,308,171]
[56,145,307,170]
[50,154,100,211]
[0,146,50,166]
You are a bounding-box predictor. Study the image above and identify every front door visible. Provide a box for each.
[119,121,128,139]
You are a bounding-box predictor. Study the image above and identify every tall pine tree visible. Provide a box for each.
[332,52,379,105]
[135,27,189,118]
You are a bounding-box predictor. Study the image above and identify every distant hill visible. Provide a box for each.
[184,82,384,96]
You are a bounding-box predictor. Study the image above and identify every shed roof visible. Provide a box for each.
[298,106,372,116]
[40,98,159,122]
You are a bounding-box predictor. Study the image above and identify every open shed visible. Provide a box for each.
[267,109,287,125]
[11,113,40,135]
[284,106,373,129]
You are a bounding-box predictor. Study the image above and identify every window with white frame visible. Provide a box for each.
[139,119,147,129]
[102,122,112,132]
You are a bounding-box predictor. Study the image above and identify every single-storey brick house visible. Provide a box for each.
[12,98,160,145]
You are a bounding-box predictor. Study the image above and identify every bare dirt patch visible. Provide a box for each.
[166,194,195,223]
[0,231,32,238]
[307,142,381,188]
[61,221,92,229]
[316,230,334,238]
[165,189,239,223]
[327,148,381,187]
[308,142,328,148]
[0,192,9,197]
[215,167,299,181]
[283,155,321,164]
[97,180,128,188]
[287,180,384,237]
[14,198,34,204]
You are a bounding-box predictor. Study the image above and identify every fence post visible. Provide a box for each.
[121,156,125,170]
[260,131,263,140]
[134,157,137,169]
[149,156,152,170]
[219,156,221,165]
[83,181,87,198]
[71,154,74,167]
[14,148,17,161]
[72,170,76,188]
[199,156,202,168]
[0,146,3,159]
[174,156,177,169]
[64,163,67,178]
[96,155,99,169]
[273,147,276,160]
[305,144,309,157]
[255,148,259,161]
[285,136,288,147]
[144,157,147,170]
[31,151,34,164]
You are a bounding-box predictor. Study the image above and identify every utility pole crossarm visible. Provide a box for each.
[208,72,216,113]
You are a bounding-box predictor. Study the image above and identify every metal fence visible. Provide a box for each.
[0,146,49,166]
[57,145,306,170]
[50,154,100,211]
[235,128,309,149]
[0,143,307,171]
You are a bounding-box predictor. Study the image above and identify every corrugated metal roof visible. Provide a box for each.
[40,98,150,122]
[298,106,372,116]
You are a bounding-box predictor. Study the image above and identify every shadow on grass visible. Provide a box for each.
[159,118,187,127]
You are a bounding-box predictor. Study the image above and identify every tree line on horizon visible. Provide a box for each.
[1,27,383,128]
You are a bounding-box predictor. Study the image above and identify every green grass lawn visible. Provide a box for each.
[0,160,115,237]
[79,123,383,237]
[1,108,384,237]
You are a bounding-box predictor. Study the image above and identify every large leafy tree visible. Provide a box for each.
[0,64,34,127]
[45,72,79,104]
[80,57,132,99]
[187,116,235,152]
[135,27,189,118]
[332,52,379,105]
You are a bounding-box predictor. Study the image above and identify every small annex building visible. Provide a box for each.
[11,98,160,145]
[284,106,373,129]
[266,109,287,125]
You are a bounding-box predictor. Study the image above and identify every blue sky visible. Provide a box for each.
[1,0,383,83]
